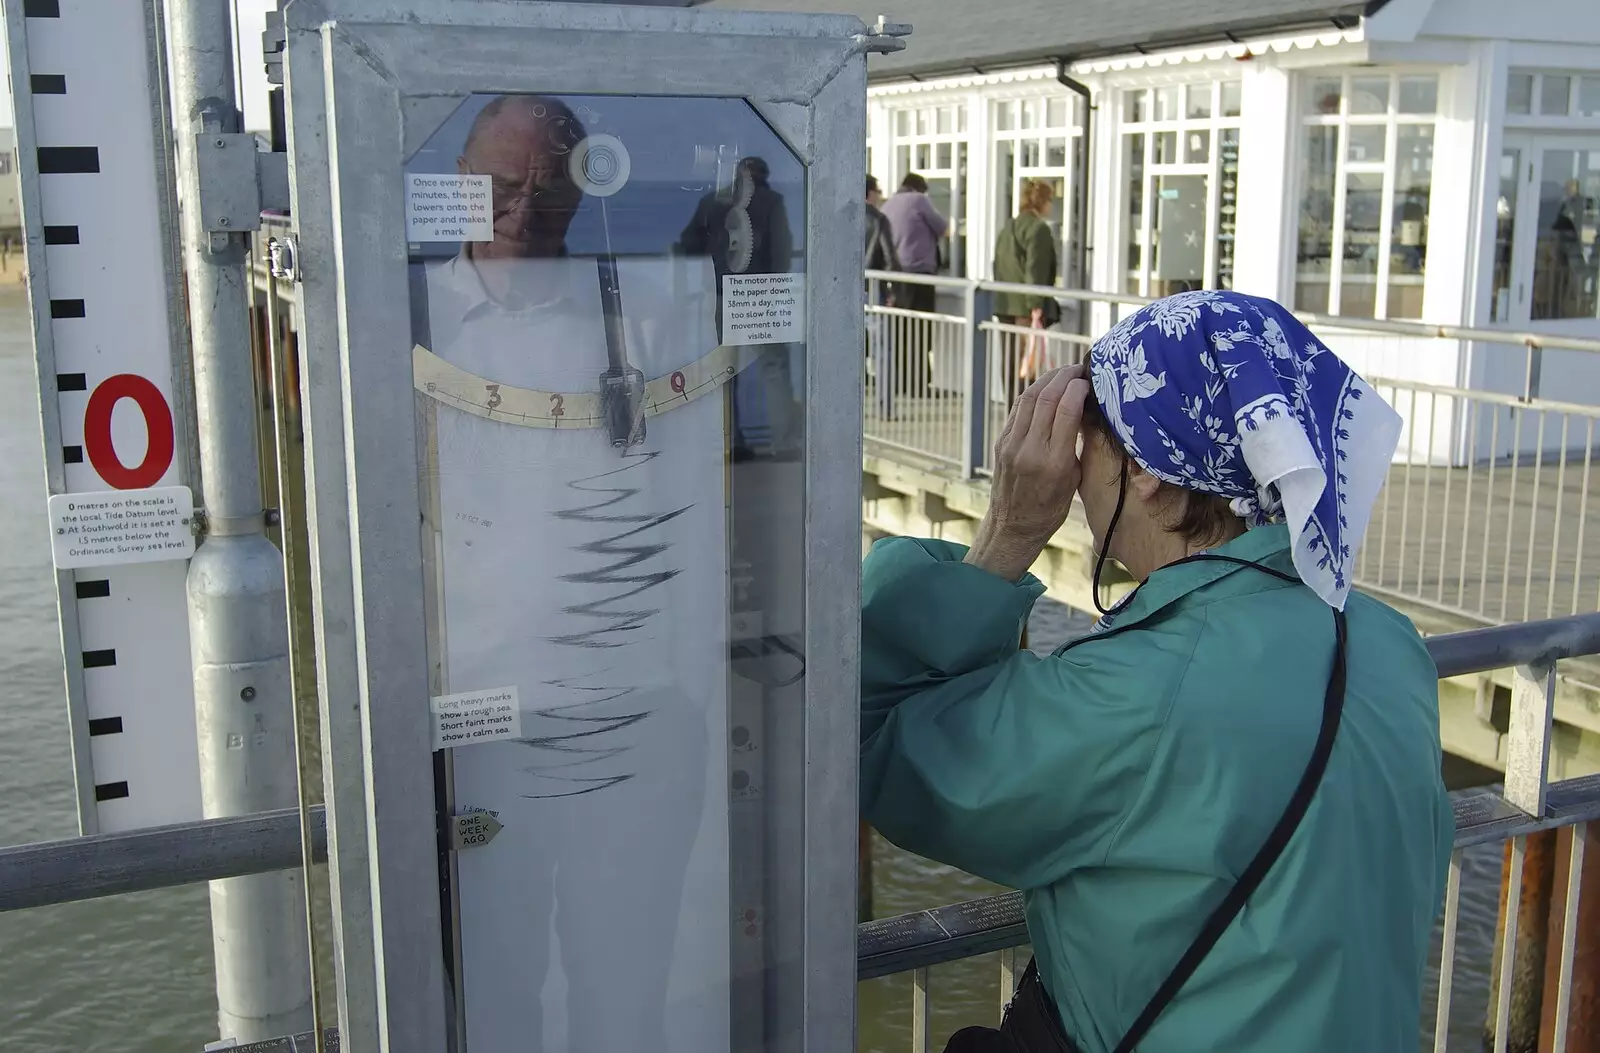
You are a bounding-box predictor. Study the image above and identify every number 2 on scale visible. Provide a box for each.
[550,393,565,418]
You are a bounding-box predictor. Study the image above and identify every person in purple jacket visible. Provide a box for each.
[880,172,949,395]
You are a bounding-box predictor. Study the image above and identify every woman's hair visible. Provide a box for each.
[900,172,929,194]
[1081,390,1241,548]
[1019,179,1054,215]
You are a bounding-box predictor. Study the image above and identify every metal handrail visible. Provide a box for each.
[857,775,1600,981]
[1,612,1598,913]
[866,270,1600,356]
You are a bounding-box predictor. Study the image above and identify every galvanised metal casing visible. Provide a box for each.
[283,2,879,1050]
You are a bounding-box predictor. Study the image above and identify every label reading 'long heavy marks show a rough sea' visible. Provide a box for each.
[431,685,522,750]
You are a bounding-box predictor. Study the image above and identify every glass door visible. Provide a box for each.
[1498,135,1600,334]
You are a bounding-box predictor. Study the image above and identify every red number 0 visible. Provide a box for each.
[670,371,686,395]
[83,374,175,490]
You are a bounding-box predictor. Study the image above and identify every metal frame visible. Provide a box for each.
[3,0,199,835]
[285,2,870,1049]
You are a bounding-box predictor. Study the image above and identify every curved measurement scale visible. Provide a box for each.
[413,342,744,427]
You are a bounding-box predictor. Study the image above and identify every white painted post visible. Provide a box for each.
[1504,662,1556,816]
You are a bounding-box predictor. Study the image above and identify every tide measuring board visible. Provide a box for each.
[4,0,202,833]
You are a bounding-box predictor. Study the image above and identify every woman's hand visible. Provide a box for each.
[965,365,1091,582]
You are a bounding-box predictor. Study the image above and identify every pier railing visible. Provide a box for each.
[3,613,1600,1051]
[865,273,1600,631]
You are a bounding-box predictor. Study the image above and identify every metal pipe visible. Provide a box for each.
[0,807,325,912]
[167,0,311,1042]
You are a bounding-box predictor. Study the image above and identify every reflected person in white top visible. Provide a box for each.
[412,95,732,1053]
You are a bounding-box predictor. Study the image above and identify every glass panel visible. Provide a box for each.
[895,109,910,136]
[1491,148,1520,323]
[1398,75,1439,116]
[1530,148,1600,321]
[996,100,1015,132]
[1046,137,1068,167]
[1047,96,1069,129]
[406,92,807,1053]
[1350,76,1390,115]
[936,142,952,169]
[1021,99,1039,129]
[1021,139,1040,167]
[1186,129,1211,164]
[895,144,909,176]
[1296,125,1339,313]
[1306,77,1343,116]
[1125,133,1145,294]
[1153,131,1179,165]
[1582,77,1600,118]
[1507,73,1535,116]
[1221,80,1243,118]
[1341,171,1385,318]
[1389,124,1435,320]
[1125,89,1148,123]
[915,144,930,170]
[1217,128,1240,290]
[1154,86,1179,123]
[916,108,930,134]
[1346,125,1387,164]
[937,106,953,134]
[1542,76,1573,116]
[959,105,969,132]
[1151,173,1208,297]
[995,140,1016,234]
[1186,83,1213,120]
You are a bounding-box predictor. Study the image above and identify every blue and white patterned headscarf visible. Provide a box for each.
[1089,290,1401,611]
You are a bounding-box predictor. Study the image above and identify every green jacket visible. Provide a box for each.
[993,211,1058,319]
[861,525,1454,1053]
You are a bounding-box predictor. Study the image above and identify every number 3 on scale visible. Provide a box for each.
[80,374,175,490]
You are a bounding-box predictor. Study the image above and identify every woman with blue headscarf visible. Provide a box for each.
[861,291,1454,1053]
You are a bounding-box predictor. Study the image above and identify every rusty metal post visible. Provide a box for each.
[1489,830,1559,1052]
[1541,824,1600,1053]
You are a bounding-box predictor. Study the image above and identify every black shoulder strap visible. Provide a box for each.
[1110,602,1348,1053]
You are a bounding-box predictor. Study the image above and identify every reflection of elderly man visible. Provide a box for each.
[414,95,730,1053]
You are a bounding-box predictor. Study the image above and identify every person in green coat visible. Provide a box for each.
[993,180,1061,403]
[861,290,1454,1053]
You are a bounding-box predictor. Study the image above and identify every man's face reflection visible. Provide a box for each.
[458,97,585,260]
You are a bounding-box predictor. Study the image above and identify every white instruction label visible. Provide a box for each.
[47,485,195,569]
[721,273,805,345]
[432,685,522,750]
[405,173,493,243]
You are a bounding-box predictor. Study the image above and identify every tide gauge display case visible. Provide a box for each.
[283,3,878,1052]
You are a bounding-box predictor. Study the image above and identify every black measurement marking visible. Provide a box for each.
[23,0,60,17]
[63,445,83,463]
[88,717,123,736]
[94,781,130,802]
[75,579,111,599]
[50,299,86,319]
[37,147,99,174]
[82,648,116,668]
[57,372,86,391]
[44,225,79,245]
[30,74,65,95]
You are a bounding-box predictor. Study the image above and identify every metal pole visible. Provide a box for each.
[166,0,312,1042]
